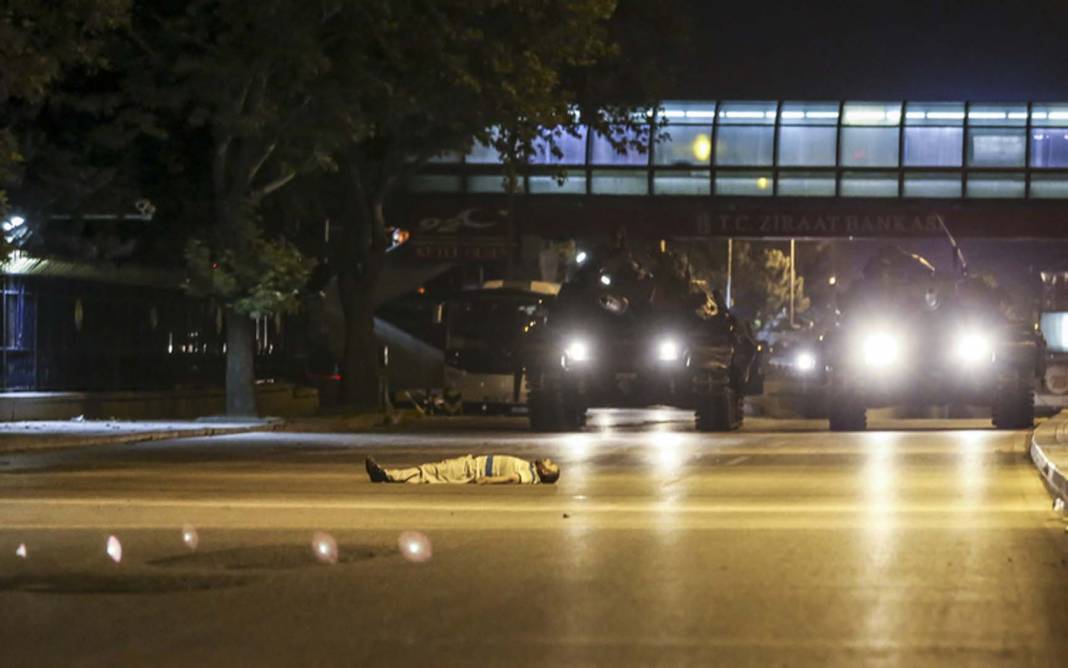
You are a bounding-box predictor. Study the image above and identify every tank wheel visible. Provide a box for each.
[992,373,1035,430]
[695,387,743,432]
[828,397,867,431]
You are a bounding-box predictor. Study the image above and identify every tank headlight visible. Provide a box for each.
[861,331,900,368]
[795,351,817,373]
[955,331,992,364]
[657,339,680,362]
[564,339,591,362]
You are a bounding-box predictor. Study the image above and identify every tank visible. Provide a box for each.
[815,241,1045,431]
[519,247,762,431]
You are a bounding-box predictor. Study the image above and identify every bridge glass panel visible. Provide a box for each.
[966,172,1025,198]
[1030,128,1068,168]
[591,169,648,195]
[841,127,899,167]
[778,102,838,167]
[842,102,902,126]
[904,173,962,198]
[715,126,774,166]
[656,125,713,166]
[654,171,711,195]
[529,127,588,165]
[778,126,837,166]
[590,128,647,166]
[1031,104,1068,127]
[1030,174,1068,198]
[841,172,898,197]
[528,173,586,194]
[716,171,773,196]
[904,102,965,126]
[777,172,836,196]
[903,127,963,167]
[967,104,1028,126]
[468,175,524,193]
[466,130,502,164]
[967,127,1026,167]
[717,101,777,125]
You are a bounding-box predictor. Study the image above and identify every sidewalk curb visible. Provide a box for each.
[0,420,285,455]
[1030,412,1068,504]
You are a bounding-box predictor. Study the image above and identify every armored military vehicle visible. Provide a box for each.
[520,247,761,432]
[817,222,1044,431]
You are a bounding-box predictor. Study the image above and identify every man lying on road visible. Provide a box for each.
[365,454,560,485]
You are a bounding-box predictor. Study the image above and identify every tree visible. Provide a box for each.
[0,0,129,250]
[683,240,811,331]
[311,0,660,408]
[119,1,337,415]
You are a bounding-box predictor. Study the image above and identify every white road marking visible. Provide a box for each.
[0,496,1041,514]
[723,456,750,466]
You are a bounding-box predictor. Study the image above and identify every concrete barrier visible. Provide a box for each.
[1030,412,1068,505]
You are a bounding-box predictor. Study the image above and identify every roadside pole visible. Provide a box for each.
[789,238,796,327]
[726,238,734,309]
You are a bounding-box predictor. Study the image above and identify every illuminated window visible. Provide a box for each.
[1040,312,1068,352]
[1031,104,1068,127]
[1029,175,1068,198]
[717,101,777,125]
[529,127,587,165]
[591,170,648,195]
[656,125,713,166]
[904,127,963,167]
[654,171,710,195]
[777,172,835,196]
[840,172,898,197]
[716,171,773,196]
[842,102,901,126]
[967,128,1026,167]
[528,173,586,194]
[591,128,648,166]
[466,131,502,163]
[841,127,899,167]
[904,102,965,126]
[967,104,1028,127]
[715,126,774,166]
[468,175,523,193]
[779,102,839,125]
[1030,130,1068,168]
[966,173,1025,198]
[904,173,962,198]
[778,127,837,166]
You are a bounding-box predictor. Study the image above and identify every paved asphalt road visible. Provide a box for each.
[0,410,1066,666]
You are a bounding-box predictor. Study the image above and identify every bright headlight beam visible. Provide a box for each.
[657,339,680,362]
[565,339,591,362]
[956,331,992,364]
[600,274,612,286]
[795,351,817,372]
[861,331,900,368]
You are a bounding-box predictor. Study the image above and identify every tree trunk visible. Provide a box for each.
[337,265,382,410]
[225,309,257,416]
[334,153,389,411]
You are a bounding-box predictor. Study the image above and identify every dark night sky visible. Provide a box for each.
[667,0,1068,101]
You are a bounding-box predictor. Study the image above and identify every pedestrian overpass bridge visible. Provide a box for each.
[397,100,1068,257]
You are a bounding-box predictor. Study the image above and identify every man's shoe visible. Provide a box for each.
[365,457,388,483]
